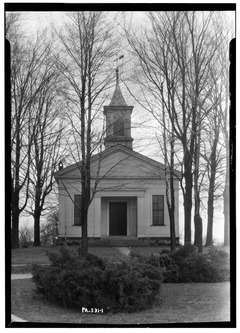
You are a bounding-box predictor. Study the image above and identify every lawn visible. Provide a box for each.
[11,246,230,324]
[11,246,170,267]
[11,278,230,324]
[11,246,132,273]
[12,245,229,266]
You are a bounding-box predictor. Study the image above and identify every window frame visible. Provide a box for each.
[73,194,82,226]
[151,195,164,226]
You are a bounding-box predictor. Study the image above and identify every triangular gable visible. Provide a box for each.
[91,148,164,179]
[54,145,175,180]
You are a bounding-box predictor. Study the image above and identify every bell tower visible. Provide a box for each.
[104,68,133,149]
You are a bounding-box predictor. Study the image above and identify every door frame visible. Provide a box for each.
[109,200,127,236]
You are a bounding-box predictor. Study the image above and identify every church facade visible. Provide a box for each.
[55,71,179,245]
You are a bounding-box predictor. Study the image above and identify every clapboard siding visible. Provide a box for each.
[56,147,179,241]
[58,150,165,179]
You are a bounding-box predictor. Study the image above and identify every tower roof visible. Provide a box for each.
[109,68,127,106]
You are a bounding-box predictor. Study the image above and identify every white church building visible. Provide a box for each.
[55,71,179,246]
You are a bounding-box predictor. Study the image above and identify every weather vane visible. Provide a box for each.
[114,54,124,83]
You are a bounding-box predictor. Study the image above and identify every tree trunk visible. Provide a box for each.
[206,160,216,246]
[184,194,192,245]
[184,171,192,245]
[194,179,203,252]
[206,191,214,246]
[169,209,176,251]
[81,207,88,256]
[169,147,176,251]
[194,214,203,252]
[33,212,41,247]
[79,167,89,256]
[193,126,203,252]
[183,148,193,245]
[194,204,203,253]
[11,206,19,249]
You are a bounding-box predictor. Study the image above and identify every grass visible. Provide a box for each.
[11,245,230,273]
[11,246,170,268]
[11,278,230,324]
[11,246,230,324]
[12,247,51,265]
[11,246,131,273]
[12,245,230,265]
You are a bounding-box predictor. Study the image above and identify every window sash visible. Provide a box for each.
[152,195,164,225]
[74,194,82,225]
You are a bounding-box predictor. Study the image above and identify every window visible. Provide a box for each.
[113,119,124,136]
[152,195,164,226]
[74,194,82,225]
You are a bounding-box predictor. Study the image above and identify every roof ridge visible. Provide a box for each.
[54,144,180,179]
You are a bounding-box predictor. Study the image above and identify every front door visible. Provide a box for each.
[109,202,127,236]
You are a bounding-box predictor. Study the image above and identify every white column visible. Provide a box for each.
[174,182,179,237]
[137,196,146,237]
[93,197,101,237]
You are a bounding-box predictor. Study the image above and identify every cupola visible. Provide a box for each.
[104,68,133,149]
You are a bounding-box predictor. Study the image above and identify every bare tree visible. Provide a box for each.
[55,11,118,255]
[204,115,223,246]
[127,12,196,245]
[9,20,58,247]
[203,18,232,247]
[124,14,181,250]
[27,66,64,247]
[184,12,217,251]
[127,11,224,250]
[222,39,232,247]
[201,70,224,246]
[160,85,177,251]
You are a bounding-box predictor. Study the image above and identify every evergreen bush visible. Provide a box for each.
[130,251,179,283]
[103,260,162,312]
[177,254,219,282]
[130,245,229,283]
[173,246,230,282]
[32,246,162,313]
[172,246,230,282]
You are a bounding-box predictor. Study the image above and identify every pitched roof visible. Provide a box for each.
[54,144,180,179]
[109,82,127,106]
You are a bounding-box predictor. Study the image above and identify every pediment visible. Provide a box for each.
[55,145,166,180]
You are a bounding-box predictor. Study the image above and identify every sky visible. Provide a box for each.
[7,10,236,244]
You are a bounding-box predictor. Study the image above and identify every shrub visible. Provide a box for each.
[171,245,230,282]
[46,246,105,270]
[33,264,105,308]
[176,254,220,282]
[171,245,198,264]
[19,226,33,248]
[130,245,230,283]
[32,246,162,313]
[205,246,230,281]
[130,251,179,283]
[207,246,229,264]
[41,211,58,246]
[103,260,162,312]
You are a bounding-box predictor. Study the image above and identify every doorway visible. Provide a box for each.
[109,202,127,236]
